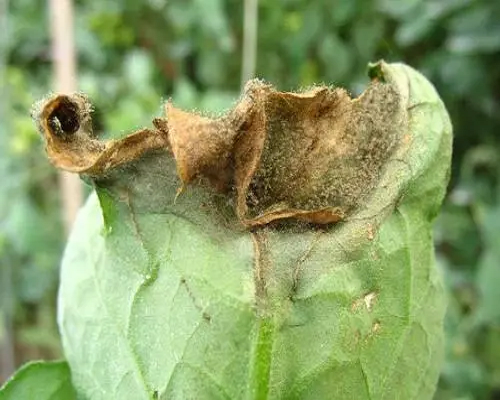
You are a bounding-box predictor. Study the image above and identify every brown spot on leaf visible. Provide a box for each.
[352,291,378,312]
[367,224,375,240]
[364,292,377,312]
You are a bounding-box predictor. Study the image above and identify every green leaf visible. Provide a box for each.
[475,206,500,324]
[377,0,422,19]
[352,18,384,61]
[0,361,77,400]
[46,62,451,399]
[395,15,435,46]
[318,34,352,82]
[446,4,500,53]
[123,50,154,91]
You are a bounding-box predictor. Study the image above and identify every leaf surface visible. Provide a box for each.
[36,62,452,400]
[0,361,77,400]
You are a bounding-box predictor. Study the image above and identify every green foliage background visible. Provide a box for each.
[0,0,499,398]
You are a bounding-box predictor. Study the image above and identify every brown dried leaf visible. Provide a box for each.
[35,75,404,227]
[231,79,403,226]
[35,94,167,175]
[156,102,238,191]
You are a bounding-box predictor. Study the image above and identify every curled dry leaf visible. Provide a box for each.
[33,94,167,175]
[35,63,405,227]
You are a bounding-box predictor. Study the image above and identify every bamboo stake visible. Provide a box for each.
[241,0,258,89]
[0,0,15,383]
[49,0,83,234]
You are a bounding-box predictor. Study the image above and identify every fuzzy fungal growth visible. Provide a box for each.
[35,65,404,227]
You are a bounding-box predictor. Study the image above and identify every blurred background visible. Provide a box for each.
[0,0,499,398]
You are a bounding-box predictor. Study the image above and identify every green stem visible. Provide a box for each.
[249,316,275,400]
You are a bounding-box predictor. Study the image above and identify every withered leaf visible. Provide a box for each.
[35,64,405,227]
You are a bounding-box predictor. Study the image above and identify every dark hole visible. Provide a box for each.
[48,97,80,136]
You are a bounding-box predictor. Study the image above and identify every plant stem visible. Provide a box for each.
[0,0,15,383]
[249,317,274,400]
[241,0,258,89]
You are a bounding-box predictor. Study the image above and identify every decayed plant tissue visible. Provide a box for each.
[29,61,451,400]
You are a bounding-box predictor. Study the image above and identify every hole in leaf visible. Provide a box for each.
[48,97,80,136]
